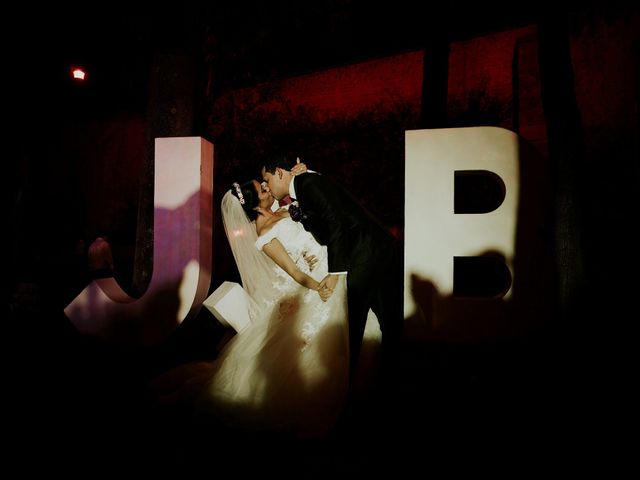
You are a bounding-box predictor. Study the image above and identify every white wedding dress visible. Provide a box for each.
[194,197,353,438]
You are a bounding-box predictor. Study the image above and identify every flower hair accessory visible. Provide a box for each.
[232,182,245,205]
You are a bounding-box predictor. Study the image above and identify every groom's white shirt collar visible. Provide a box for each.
[288,175,298,201]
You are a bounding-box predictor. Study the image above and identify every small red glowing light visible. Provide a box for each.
[72,68,86,80]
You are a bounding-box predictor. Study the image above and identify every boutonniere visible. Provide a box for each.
[288,201,303,222]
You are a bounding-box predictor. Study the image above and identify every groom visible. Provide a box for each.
[261,153,403,375]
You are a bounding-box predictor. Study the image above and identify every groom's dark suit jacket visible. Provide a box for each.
[293,172,396,273]
[293,172,403,367]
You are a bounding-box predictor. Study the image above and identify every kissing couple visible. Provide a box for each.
[158,152,403,440]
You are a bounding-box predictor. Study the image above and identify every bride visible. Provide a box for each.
[192,177,354,438]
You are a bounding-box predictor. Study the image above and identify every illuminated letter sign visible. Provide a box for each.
[64,137,213,344]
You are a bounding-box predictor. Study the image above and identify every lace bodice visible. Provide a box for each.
[254,217,330,335]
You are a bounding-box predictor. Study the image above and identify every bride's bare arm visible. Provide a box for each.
[262,238,320,291]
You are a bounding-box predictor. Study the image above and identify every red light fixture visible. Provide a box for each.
[71,67,86,81]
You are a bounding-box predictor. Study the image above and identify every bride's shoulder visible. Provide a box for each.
[256,215,286,237]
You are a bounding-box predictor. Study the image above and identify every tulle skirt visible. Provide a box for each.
[194,276,350,439]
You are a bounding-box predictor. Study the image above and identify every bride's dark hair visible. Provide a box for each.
[230,181,260,221]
